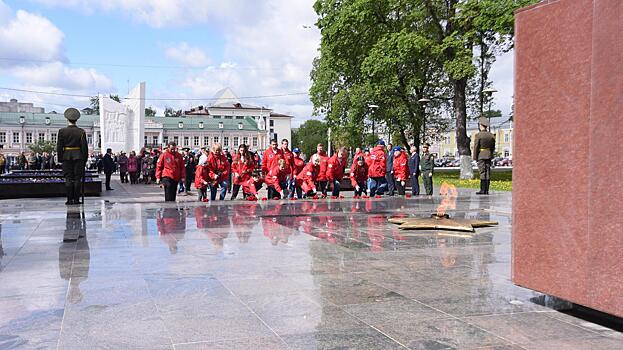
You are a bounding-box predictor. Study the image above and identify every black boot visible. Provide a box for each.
[476,180,485,195]
[65,183,74,205]
[484,180,490,195]
[73,181,83,204]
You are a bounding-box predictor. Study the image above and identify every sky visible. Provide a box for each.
[0,0,514,127]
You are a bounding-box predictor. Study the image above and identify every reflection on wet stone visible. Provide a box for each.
[0,191,621,349]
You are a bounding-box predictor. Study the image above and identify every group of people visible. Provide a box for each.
[151,136,442,202]
[96,148,162,190]
[0,151,57,172]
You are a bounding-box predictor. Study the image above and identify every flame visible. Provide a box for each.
[436,182,458,217]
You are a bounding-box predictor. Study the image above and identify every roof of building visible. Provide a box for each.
[209,87,265,109]
[0,112,99,128]
[269,112,294,118]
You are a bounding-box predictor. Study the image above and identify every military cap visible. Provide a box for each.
[478,117,489,127]
[64,108,81,122]
[423,143,430,147]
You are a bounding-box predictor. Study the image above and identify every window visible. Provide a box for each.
[252,137,258,147]
[504,133,509,143]
[183,136,189,146]
[203,136,210,146]
[225,116,233,119]
[233,136,239,147]
[243,137,248,146]
[213,115,221,119]
[236,116,244,120]
[0,132,5,144]
[213,136,219,144]
[87,134,93,145]
[13,132,19,143]
[152,136,158,145]
[504,150,510,157]
[51,133,57,143]
[38,133,45,142]
[163,136,169,145]
[193,136,199,147]
[144,136,148,145]
[269,120,274,127]
[173,136,179,145]
[26,132,33,144]
[270,128,274,134]
[445,136,450,144]
[223,136,229,147]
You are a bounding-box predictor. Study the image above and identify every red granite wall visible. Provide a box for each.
[513,0,623,318]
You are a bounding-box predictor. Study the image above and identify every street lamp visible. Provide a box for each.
[19,115,25,153]
[418,98,430,145]
[483,88,497,130]
[367,104,379,141]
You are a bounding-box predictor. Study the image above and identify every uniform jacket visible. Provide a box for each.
[102,153,116,173]
[326,154,347,182]
[261,148,284,173]
[206,152,230,183]
[366,146,387,178]
[473,131,496,160]
[315,151,330,181]
[265,164,289,192]
[56,125,88,161]
[292,156,305,177]
[296,162,320,192]
[231,154,256,185]
[392,152,409,181]
[349,161,368,187]
[408,152,420,176]
[420,152,435,172]
[156,150,186,181]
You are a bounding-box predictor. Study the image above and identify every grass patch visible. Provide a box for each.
[432,170,512,191]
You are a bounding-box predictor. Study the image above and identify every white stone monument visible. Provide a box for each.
[99,82,145,153]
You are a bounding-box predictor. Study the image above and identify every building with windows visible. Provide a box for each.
[0,88,293,156]
[430,118,514,159]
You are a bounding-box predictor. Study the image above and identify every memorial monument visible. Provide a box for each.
[513,0,622,318]
[99,82,145,153]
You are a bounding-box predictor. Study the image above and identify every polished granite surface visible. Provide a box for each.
[0,182,621,349]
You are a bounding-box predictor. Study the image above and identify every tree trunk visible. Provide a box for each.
[453,77,473,179]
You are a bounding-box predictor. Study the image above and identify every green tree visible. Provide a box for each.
[145,106,157,117]
[28,140,56,154]
[291,120,328,159]
[89,94,121,115]
[164,107,182,117]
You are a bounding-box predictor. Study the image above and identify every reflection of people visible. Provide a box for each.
[0,223,4,261]
[156,208,186,254]
[56,108,89,205]
[59,207,90,304]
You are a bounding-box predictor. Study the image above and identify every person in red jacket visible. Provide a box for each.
[280,139,294,174]
[156,142,186,202]
[206,143,230,200]
[296,154,321,197]
[350,156,368,197]
[231,144,256,200]
[326,147,348,197]
[194,156,209,202]
[265,159,289,199]
[242,171,263,200]
[314,143,330,197]
[366,140,388,196]
[261,139,283,175]
[392,146,409,196]
[289,148,305,199]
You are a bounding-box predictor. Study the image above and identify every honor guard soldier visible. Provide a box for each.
[473,117,496,195]
[56,108,89,205]
[420,143,435,196]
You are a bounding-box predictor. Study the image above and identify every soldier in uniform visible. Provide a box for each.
[420,143,435,196]
[473,117,496,195]
[56,108,89,205]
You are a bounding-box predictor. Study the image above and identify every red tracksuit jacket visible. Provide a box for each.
[392,152,409,181]
[326,154,347,182]
[265,165,289,192]
[261,148,283,173]
[156,150,186,181]
[366,146,386,178]
[207,152,230,183]
[231,154,256,185]
[315,151,329,181]
[350,162,368,187]
[296,162,320,193]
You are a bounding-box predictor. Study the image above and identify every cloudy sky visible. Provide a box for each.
[0,0,513,127]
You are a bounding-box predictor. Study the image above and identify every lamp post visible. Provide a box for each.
[19,115,25,153]
[418,98,430,145]
[483,88,497,131]
[367,104,379,142]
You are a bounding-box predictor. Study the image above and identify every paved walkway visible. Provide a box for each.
[0,182,621,349]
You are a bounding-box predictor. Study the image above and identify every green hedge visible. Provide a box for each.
[432,170,512,191]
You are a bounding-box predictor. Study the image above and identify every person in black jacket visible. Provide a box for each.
[102,148,116,190]
[56,108,89,205]
[408,145,420,196]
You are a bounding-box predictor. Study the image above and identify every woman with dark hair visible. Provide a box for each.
[230,144,255,200]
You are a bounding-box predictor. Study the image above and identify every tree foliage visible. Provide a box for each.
[89,94,121,115]
[291,120,328,159]
[28,140,56,154]
[310,0,537,177]
[145,106,157,117]
[164,107,183,117]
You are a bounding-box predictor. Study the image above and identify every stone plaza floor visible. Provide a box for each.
[0,180,621,349]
